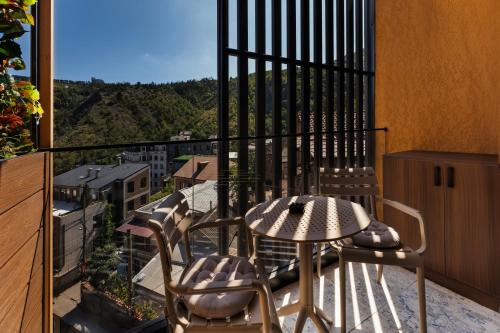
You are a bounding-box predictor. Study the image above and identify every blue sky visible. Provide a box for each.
[16,0,357,84]
[52,0,220,83]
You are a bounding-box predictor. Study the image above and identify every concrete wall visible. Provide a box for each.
[376,0,500,181]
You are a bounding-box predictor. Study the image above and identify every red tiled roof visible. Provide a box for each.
[173,155,218,182]
[116,218,153,238]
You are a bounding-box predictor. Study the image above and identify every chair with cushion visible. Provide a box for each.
[147,192,282,333]
[316,167,427,333]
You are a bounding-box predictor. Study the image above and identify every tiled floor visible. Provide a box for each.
[273,263,500,333]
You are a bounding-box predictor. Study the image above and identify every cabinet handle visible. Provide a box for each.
[434,166,441,186]
[447,167,455,188]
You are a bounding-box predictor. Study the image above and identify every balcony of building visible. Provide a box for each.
[0,1,499,333]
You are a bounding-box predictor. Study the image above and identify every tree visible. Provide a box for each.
[150,177,175,202]
[102,204,115,245]
[85,243,120,290]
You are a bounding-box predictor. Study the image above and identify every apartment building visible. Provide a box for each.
[121,145,167,194]
[54,163,151,222]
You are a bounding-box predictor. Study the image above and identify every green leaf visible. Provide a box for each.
[0,40,21,59]
[9,57,25,70]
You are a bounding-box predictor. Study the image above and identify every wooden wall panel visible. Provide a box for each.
[0,153,45,214]
[21,265,44,333]
[0,231,40,324]
[0,152,47,333]
[0,191,44,268]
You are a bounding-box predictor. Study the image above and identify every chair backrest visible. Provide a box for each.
[147,191,193,322]
[319,167,378,216]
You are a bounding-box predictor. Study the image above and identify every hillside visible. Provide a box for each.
[52,68,348,174]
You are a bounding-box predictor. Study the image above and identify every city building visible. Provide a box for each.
[121,145,167,194]
[172,155,218,191]
[168,131,218,160]
[54,163,151,223]
[53,200,107,294]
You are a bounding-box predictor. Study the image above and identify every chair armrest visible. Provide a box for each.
[168,278,272,333]
[188,216,246,233]
[376,196,427,255]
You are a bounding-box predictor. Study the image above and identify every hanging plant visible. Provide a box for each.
[0,0,43,159]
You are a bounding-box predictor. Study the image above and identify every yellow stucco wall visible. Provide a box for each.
[375,0,500,179]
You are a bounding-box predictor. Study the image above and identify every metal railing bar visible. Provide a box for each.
[39,127,387,153]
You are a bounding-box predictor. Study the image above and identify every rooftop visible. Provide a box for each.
[173,155,218,182]
[54,163,149,189]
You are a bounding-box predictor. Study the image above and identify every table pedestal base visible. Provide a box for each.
[277,243,332,333]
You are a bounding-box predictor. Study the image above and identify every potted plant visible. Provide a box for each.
[0,0,43,160]
[0,0,45,213]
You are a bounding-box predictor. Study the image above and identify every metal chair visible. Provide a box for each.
[147,192,282,333]
[316,167,427,333]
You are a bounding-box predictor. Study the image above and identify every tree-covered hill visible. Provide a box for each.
[51,66,349,174]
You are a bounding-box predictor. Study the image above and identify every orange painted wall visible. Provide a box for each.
[375,0,500,179]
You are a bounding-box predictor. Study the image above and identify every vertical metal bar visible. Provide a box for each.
[217,0,230,255]
[346,0,355,167]
[300,0,310,194]
[336,0,346,168]
[255,0,266,203]
[326,0,334,168]
[287,0,297,196]
[237,0,249,256]
[313,0,322,192]
[356,0,364,167]
[365,0,375,167]
[272,0,282,199]
[127,229,133,310]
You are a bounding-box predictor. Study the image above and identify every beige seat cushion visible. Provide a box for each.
[181,256,257,319]
[352,219,401,249]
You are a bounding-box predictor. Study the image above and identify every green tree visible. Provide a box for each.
[102,204,115,245]
[85,243,120,290]
[150,177,175,202]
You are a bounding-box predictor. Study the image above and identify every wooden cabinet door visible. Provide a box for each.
[445,163,498,294]
[383,156,446,275]
[383,156,411,239]
[406,159,445,275]
[383,158,422,255]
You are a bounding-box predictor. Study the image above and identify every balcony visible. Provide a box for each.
[0,0,499,333]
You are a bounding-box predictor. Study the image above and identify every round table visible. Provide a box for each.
[245,195,371,333]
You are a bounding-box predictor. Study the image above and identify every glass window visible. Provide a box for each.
[127,182,134,193]
[127,200,134,211]
[140,177,147,188]
[140,195,147,205]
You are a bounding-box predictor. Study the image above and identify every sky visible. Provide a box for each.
[16,0,360,84]
[52,0,220,83]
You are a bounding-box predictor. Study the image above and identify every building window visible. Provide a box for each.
[160,164,163,169]
[154,156,158,161]
[140,195,147,205]
[127,200,134,212]
[142,156,146,161]
[140,177,147,188]
[127,182,134,193]
[160,156,164,160]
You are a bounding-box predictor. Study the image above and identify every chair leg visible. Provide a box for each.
[339,254,346,333]
[417,265,427,333]
[376,264,384,284]
[316,243,322,277]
